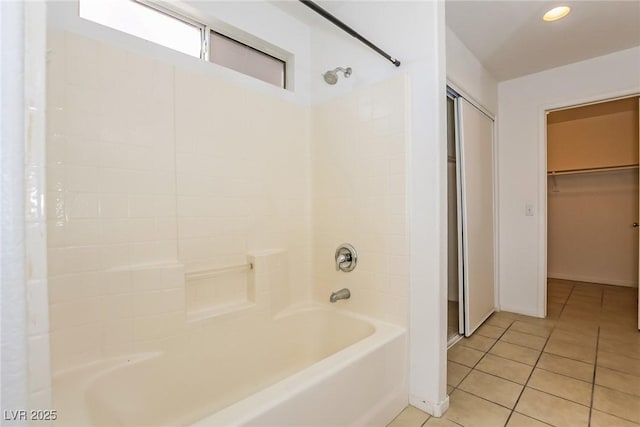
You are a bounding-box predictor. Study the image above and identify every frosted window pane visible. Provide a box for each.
[80,0,201,58]
[210,32,285,88]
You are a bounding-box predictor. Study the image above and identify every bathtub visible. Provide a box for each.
[52,305,407,426]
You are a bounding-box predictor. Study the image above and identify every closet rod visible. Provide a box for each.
[547,164,639,176]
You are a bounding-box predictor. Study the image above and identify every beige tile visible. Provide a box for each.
[597,350,640,377]
[590,409,640,427]
[515,388,589,427]
[595,367,640,397]
[599,328,640,346]
[475,353,533,384]
[536,353,594,383]
[546,303,563,319]
[593,385,640,424]
[447,361,471,387]
[490,341,540,366]
[448,345,484,368]
[446,385,454,395]
[554,319,599,337]
[527,368,592,405]
[598,337,640,360]
[486,312,517,328]
[600,320,638,335]
[567,294,601,307]
[551,291,575,298]
[544,340,596,364]
[501,330,547,351]
[458,333,496,352]
[507,412,551,427]
[548,300,569,308]
[571,285,602,298]
[510,321,553,338]
[445,390,510,427]
[423,417,461,427]
[458,370,523,408]
[387,405,430,427]
[515,316,556,329]
[549,329,597,349]
[476,324,506,339]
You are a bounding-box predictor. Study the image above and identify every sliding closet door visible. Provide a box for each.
[458,98,495,337]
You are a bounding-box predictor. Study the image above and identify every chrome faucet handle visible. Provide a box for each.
[335,252,349,270]
[335,244,357,272]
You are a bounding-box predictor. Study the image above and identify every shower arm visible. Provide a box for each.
[299,0,401,68]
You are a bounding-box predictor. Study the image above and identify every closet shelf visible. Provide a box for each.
[547,164,639,176]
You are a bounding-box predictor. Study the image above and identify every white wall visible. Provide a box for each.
[2,0,51,420]
[444,27,498,308]
[498,46,640,316]
[445,27,498,114]
[548,170,639,287]
[1,1,30,419]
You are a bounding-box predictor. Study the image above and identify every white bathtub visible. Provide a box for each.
[53,305,407,426]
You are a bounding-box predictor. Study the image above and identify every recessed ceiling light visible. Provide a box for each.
[543,6,571,22]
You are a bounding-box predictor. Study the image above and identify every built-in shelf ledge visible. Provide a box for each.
[185,262,253,281]
[547,164,639,176]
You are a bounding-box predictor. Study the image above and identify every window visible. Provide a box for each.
[79,0,288,89]
[79,0,202,58]
[209,31,285,89]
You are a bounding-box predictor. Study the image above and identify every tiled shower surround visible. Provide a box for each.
[46,31,409,374]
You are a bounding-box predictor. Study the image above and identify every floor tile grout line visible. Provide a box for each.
[471,363,533,387]
[450,339,543,419]
[452,387,524,412]
[524,383,592,408]
[503,281,575,427]
[592,382,640,398]
[588,326,600,427]
[534,365,594,384]
[510,410,555,426]
[446,281,638,427]
[447,321,514,410]
[590,363,640,378]
[504,321,555,427]
[589,407,640,425]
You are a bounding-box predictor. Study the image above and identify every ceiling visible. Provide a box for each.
[446,1,640,81]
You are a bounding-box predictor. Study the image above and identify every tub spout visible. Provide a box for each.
[330,288,351,303]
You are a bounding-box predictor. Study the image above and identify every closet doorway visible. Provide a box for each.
[447,87,497,344]
[546,95,640,327]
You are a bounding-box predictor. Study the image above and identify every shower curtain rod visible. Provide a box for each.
[299,0,401,67]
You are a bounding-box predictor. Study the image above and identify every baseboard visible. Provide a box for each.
[409,394,450,417]
[498,304,542,318]
[548,273,638,288]
[447,334,463,349]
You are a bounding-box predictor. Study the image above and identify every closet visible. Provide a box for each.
[447,88,496,342]
[547,96,640,293]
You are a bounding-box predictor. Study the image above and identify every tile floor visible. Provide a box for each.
[388,280,640,427]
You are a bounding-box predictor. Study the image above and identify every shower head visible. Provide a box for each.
[323,67,352,85]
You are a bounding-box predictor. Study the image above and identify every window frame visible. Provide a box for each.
[83,0,290,89]
[208,30,287,90]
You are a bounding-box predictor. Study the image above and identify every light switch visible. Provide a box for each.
[525,204,534,216]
